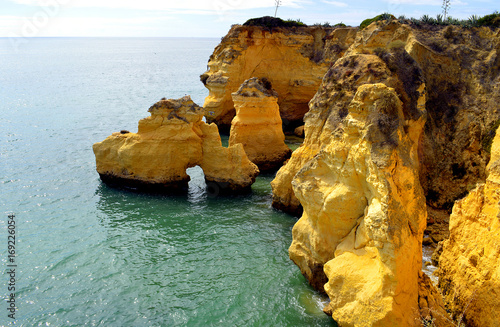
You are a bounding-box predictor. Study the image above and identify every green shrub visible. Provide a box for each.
[436,14,444,25]
[469,14,480,27]
[360,13,395,29]
[421,14,432,24]
[476,12,500,27]
[409,11,499,28]
[243,16,307,28]
[410,17,422,26]
[482,119,500,153]
[285,18,307,26]
[388,40,406,50]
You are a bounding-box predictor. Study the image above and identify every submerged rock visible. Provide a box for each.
[93,96,259,193]
[437,124,500,327]
[229,77,291,172]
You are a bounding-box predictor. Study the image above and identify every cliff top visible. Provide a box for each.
[237,12,499,32]
[243,16,307,29]
[226,16,338,38]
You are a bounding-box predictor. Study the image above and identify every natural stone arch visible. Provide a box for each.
[93,96,259,194]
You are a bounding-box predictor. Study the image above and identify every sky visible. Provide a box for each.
[0,0,497,38]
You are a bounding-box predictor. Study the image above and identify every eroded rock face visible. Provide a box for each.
[349,20,500,211]
[271,50,424,216]
[271,20,500,221]
[93,96,259,193]
[265,19,500,326]
[436,125,500,327]
[289,82,427,325]
[418,271,454,327]
[200,24,356,132]
[228,77,291,171]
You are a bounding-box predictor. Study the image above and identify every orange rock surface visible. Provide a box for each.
[229,77,291,171]
[437,125,500,327]
[290,83,427,326]
[93,96,259,193]
[200,24,346,131]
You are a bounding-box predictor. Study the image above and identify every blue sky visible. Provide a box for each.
[0,0,497,37]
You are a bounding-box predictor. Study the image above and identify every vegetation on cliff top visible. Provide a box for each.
[360,13,396,29]
[242,11,498,31]
[243,16,306,29]
[361,11,500,29]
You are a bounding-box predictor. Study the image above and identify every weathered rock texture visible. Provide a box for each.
[271,45,427,216]
[93,96,259,193]
[418,271,453,327]
[436,125,500,327]
[200,23,357,132]
[228,77,291,171]
[288,79,428,325]
[271,20,500,219]
[350,21,500,212]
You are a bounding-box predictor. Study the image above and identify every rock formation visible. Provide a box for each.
[93,96,259,193]
[270,20,500,220]
[418,271,454,327]
[228,77,291,171]
[271,44,427,215]
[195,16,500,326]
[200,20,357,132]
[195,17,500,325]
[288,79,428,325]
[436,125,500,327]
[349,20,500,212]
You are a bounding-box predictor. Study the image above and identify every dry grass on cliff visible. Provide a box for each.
[373,45,424,121]
[419,289,478,327]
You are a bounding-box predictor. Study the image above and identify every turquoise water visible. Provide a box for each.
[0,38,333,326]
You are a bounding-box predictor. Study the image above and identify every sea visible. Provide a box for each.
[0,37,335,326]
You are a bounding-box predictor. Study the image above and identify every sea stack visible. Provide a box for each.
[229,77,292,172]
[93,96,259,193]
[200,17,350,132]
[297,82,427,325]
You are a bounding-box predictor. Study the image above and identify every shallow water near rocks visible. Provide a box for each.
[0,37,334,326]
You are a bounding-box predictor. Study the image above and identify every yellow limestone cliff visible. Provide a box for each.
[271,47,426,216]
[271,20,500,220]
[200,21,352,131]
[289,82,428,326]
[436,125,500,327]
[93,96,259,193]
[229,77,291,171]
[347,20,500,210]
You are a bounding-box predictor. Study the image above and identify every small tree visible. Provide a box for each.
[274,0,282,17]
[442,0,451,20]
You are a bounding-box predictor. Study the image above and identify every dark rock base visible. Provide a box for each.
[98,173,189,195]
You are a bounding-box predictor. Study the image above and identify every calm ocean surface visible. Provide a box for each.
[0,37,334,326]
